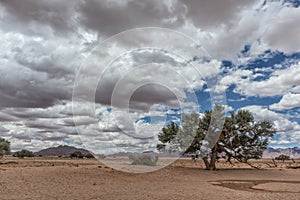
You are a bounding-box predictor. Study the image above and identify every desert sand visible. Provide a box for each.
[0,157,299,200]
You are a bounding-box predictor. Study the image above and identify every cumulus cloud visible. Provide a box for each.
[238,62,300,97]
[241,105,300,145]
[262,6,300,53]
[78,0,186,37]
[0,30,84,108]
[270,93,300,110]
[216,62,300,97]
[0,0,81,36]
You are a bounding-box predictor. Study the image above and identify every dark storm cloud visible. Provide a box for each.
[24,119,62,130]
[94,74,181,109]
[0,0,252,119]
[1,107,66,120]
[13,43,74,80]
[0,1,85,111]
[78,0,259,38]
[180,0,258,29]
[0,0,258,37]
[0,112,18,122]
[0,0,80,36]
[0,67,71,108]
[78,0,186,37]
[0,0,256,112]
[63,117,97,126]
[75,47,189,111]
[129,84,180,111]
[13,133,33,140]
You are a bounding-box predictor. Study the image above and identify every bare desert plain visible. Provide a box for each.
[0,157,300,200]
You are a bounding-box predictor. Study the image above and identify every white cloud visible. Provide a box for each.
[262,6,300,53]
[216,62,300,97]
[241,105,300,145]
[270,93,300,110]
[238,62,300,97]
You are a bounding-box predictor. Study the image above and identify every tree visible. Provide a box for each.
[217,110,275,169]
[70,151,84,159]
[0,138,10,159]
[157,122,180,152]
[182,105,225,170]
[13,149,35,158]
[275,154,290,162]
[157,107,276,170]
[85,153,95,159]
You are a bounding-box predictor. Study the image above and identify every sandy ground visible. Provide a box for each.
[0,157,300,200]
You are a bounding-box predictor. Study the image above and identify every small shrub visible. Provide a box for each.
[70,151,84,159]
[129,154,158,166]
[0,138,10,159]
[85,153,95,159]
[275,154,290,162]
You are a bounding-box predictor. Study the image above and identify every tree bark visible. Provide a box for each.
[210,145,217,170]
[202,157,210,170]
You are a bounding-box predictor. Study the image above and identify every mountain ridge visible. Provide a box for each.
[34,145,90,156]
[33,145,300,158]
[263,147,300,158]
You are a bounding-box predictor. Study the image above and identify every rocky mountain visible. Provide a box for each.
[263,147,300,158]
[34,145,90,156]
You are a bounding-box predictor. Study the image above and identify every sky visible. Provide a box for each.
[0,0,299,154]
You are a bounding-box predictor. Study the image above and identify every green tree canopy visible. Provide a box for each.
[13,149,35,158]
[157,122,180,152]
[70,151,84,159]
[275,154,290,162]
[0,138,10,158]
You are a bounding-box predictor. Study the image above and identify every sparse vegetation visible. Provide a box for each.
[275,154,290,162]
[13,149,35,158]
[70,151,96,159]
[70,151,84,159]
[0,138,10,159]
[129,154,158,166]
[85,153,95,159]
[271,157,278,168]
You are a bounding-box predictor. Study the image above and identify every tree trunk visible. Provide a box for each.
[202,157,210,170]
[202,146,218,170]
[226,156,232,164]
[209,145,217,170]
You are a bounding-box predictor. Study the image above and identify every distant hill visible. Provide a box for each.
[34,145,300,158]
[263,147,300,158]
[34,145,90,156]
[106,151,159,157]
[106,152,135,157]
